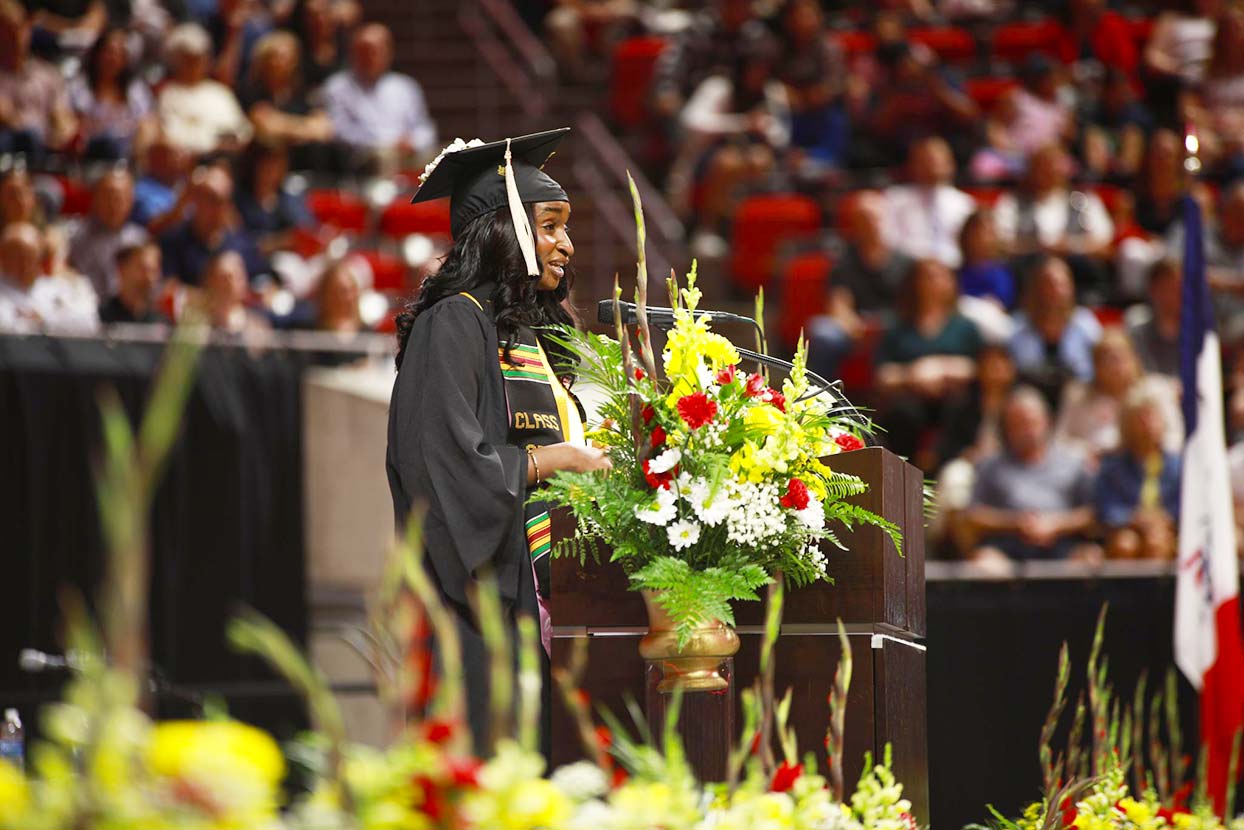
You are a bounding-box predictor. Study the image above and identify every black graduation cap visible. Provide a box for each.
[410,128,570,240]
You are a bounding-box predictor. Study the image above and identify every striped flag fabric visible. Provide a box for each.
[1174,194,1244,812]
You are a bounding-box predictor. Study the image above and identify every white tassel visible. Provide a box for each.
[504,139,540,277]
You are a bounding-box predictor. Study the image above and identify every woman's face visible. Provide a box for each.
[96,31,127,82]
[913,261,956,312]
[260,42,297,90]
[533,200,573,292]
[321,263,360,324]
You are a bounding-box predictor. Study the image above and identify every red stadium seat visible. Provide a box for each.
[963,186,1005,208]
[1092,305,1124,327]
[610,36,667,129]
[1128,17,1154,50]
[307,189,368,233]
[990,20,1062,63]
[378,200,452,239]
[1092,183,1124,214]
[356,249,407,293]
[777,250,833,348]
[835,30,877,58]
[54,175,92,216]
[729,193,822,292]
[965,76,1019,111]
[910,26,977,64]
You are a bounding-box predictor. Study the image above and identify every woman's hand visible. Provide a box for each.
[531,443,612,484]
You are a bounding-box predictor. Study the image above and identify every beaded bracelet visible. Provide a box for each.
[527,447,541,484]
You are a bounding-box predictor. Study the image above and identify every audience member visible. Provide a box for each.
[286,0,350,90]
[1184,5,1244,169]
[207,0,273,88]
[313,256,365,334]
[1127,259,1182,378]
[132,133,191,231]
[234,141,314,254]
[807,191,913,379]
[651,0,773,123]
[1009,256,1103,406]
[0,0,77,163]
[935,343,1017,470]
[198,249,270,335]
[775,0,848,175]
[964,386,1098,562]
[1054,328,1182,462]
[883,136,976,269]
[862,40,978,164]
[69,27,156,161]
[1144,0,1218,124]
[1133,129,1197,237]
[99,240,167,324]
[159,165,267,286]
[544,0,638,80]
[993,143,1114,297]
[67,168,147,298]
[971,56,1072,181]
[875,258,982,466]
[958,209,1016,310]
[1052,0,1140,82]
[676,38,787,245]
[323,23,438,171]
[157,23,253,156]
[241,30,335,161]
[0,221,98,333]
[1167,182,1244,346]
[0,166,43,229]
[1095,383,1181,559]
[1081,67,1150,180]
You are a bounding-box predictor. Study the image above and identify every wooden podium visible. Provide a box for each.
[550,447,928,821]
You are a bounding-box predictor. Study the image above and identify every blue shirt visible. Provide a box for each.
[1094,451,1181,528]
[959,261,1016,309]
[159,221,268,286]
[1009,308,1103,383]
[132,176,176,227]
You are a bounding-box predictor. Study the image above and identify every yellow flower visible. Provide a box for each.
[0,761,30,826]
[1120,797,1155,826]
[147,720,285,827]
[744,403,784,436]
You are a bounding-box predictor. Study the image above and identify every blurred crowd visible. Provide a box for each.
[0,0,441,342]
[522,0,1244,563]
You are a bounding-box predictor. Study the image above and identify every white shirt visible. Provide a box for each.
[993,189,1114,253]
[882,184,976,268]
[157,80,253,155]
[680,75,790,148]
[323,70,437,154]
[0,273,99,335]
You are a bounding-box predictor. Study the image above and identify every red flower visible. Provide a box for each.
[1059,795,1078,829]
[595,725,613,750]
[641,404,655,424]
[643,458,674,490]
[611,765,629,788]
[676,392,717,429]
[780,478,810,511]
[744,373,766,397]
[767,390,787,413]
[634,368,645,381]
[835,433,865,452]
[715,365,737,385]
[899,812,919,830]
[771,761,804,793]
[422,720,455,745]
[412,776,444,820]
[651,424,667,448]
[448,757,482,787]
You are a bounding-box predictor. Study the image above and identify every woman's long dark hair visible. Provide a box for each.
[394,206,578,374]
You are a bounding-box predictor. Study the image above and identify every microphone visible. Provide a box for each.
[597,299,760,330]
[19,649,79,673]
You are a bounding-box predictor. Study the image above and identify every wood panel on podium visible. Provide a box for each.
[549,446,928,822]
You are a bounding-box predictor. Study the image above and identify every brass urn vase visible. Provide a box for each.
[638,589,741,693]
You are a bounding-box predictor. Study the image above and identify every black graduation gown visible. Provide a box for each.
[386,290,544,757]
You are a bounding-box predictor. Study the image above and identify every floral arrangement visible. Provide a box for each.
[539,178,898,644]
[973,608,1244,830]
[417,137,486,184]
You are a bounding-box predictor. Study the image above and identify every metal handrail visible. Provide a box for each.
[0,327,396,357]
[459,0,554,120]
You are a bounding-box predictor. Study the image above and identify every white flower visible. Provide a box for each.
[795,495,825,530]
[687,478,731,527]
[647,447,681,474]
[724,478,787,546]
[668,519,701,550]
[550,762,609,801]
[635,486,678,526]
[695,361,716,391]
[418,137,486,183]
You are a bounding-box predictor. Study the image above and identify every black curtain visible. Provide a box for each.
[0,335,366,740]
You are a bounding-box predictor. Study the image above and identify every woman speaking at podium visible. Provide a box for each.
[386,128,611,756]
